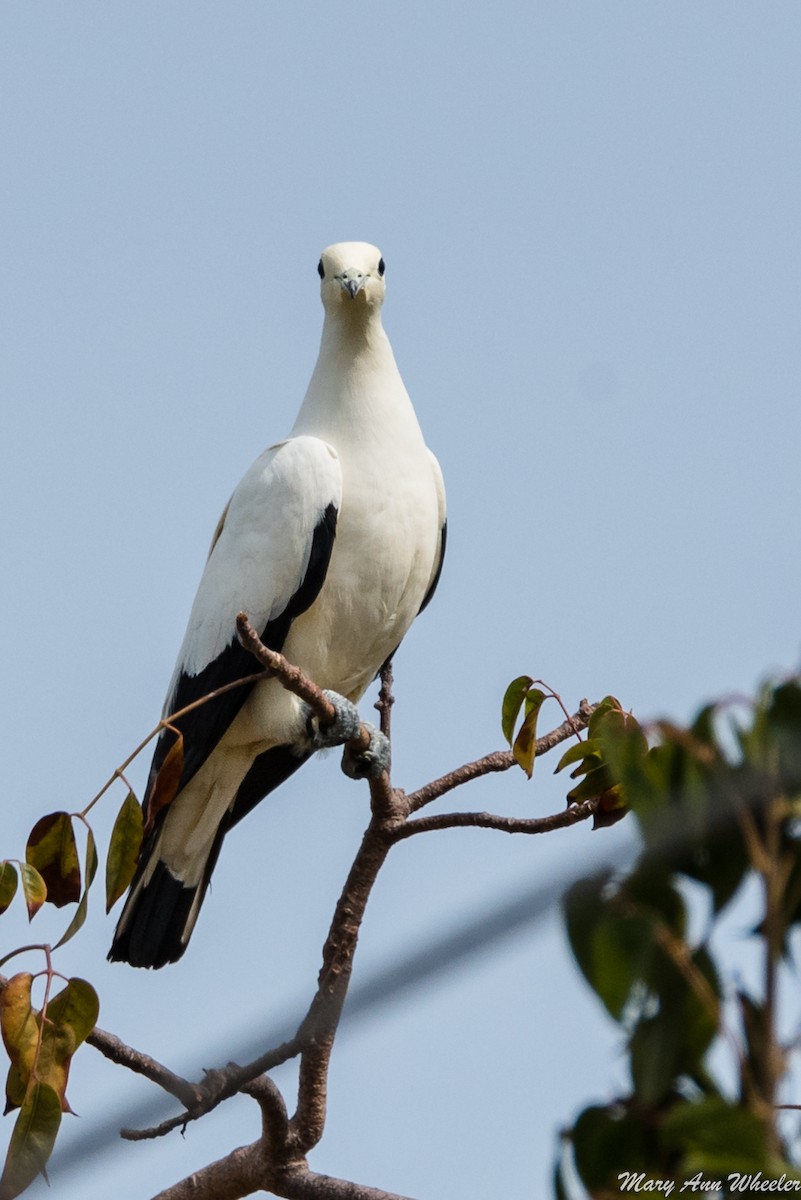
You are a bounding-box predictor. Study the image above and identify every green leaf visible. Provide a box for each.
[661,1097,770,1174]
[52,892,89,951]
[623,867,687,939]
[512,689,546,778]
[501,675,533,746]
[554,738,603,775]
[629,942,719,1107]
[29,1022,74,1116]
[690,702,719,750]
[45,979,99,1049]
[587,695,628,737]
[564,873,652,1021]
[105,792,144,913]
[0,865,18,917]
[4,1065,25,1116]
[767,680,801,792]
[84,828,98,891]
[630,1013,678,1106]
[25,813,81,909]
[569,1104,651,1190]
[18,865,46,922]
[53,829,99,950]
[0,1081,61,1200]
[566,765,616,805]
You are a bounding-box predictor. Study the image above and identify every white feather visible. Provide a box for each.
[172,436,341,680]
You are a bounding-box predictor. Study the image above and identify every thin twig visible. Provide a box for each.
[390,796,602,842]
[375,660,394,741]
[87,1026,201,1110]
[79,669,269,819]
[122,1111,192,1143]
[121,1037,304,1140]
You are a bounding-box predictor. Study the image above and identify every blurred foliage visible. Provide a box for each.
[555,679,801,1196]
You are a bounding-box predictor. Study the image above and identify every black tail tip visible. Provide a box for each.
[108,862,199,969]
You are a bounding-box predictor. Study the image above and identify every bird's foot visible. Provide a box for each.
[303,692,391,780]
[305,690,362,749]
[341,725,391,781]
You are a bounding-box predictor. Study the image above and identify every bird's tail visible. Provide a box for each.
[107,828,224,969]
[108,744,310,968]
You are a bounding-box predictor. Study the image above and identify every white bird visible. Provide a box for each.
[109,242,446,968]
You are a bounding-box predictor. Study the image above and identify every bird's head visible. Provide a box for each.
[317,242,386,316]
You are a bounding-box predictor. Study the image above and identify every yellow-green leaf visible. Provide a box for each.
[567,764,613,805]
[45,979,99,1049]
[0,1081,61,1200]
[512,689,547,779]
[30,1021,74,1115]
[0,865,18,917]
[25,814,80,909]
[501,676,534,746]
[0,975,38,1088]
[555,738,603,775]
[105,792,144,913]
[18,865,46,922]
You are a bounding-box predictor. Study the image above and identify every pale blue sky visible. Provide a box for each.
[2,4,800,1198]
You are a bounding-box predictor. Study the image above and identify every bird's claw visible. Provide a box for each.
[303,693,391,780]
[305,690,362,749]
[341,725,391,780]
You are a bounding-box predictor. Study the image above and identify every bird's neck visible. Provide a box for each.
[292,310,420,444]
[318,307,391,366]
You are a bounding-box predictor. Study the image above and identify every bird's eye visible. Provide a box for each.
[317,259,325,280]
[377,257,386,277]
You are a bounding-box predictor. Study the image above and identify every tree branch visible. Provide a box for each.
[390,796,602,841]
[121,1037,305,1141]
[151,1075,416,1200]
[268,1171,419,1200]
[87,1026,201,1111]
[243,1075,290,1156]
[84,624,607,1200]
[152,1153,419,1200]
[290,823,394,1154]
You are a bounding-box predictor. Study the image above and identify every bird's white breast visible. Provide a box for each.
[286,436,440,698]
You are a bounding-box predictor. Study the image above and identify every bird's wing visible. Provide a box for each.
[145,435,341,808]
[418,448,447,614]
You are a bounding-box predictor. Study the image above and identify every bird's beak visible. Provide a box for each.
[336,273,366,300]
